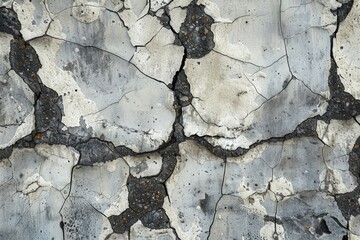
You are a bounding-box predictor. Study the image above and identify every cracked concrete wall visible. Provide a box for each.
[0,0,360,239]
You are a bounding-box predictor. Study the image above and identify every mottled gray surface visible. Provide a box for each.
[1,0,360,239]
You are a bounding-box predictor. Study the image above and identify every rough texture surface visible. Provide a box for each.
[1,0,360,239]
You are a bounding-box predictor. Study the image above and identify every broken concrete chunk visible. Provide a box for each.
[169,7,187,33]
[68,159,129,217]
[349,215,360,238]
[208,195,271,240]
[272,138,327,197]
[224,146,273,199]
[130,220,176,240]
[334,0,360,99]
[164,141,224,239]
[48,5,135,61]
[128,14,163,46]
[0,34,35,148]
[0,70,35,149]
[61,196,113,240]
[13,0,51,40]
[211,0,285,66]
[317,119,360,163]
[8,146,79,192]
[0,146,78,239]
[184,78,327,150]
[277,192,347,240]
[131,28,184,85]
[32,37,175,152]
[150,0,172,12]
[281,0,336,96]
[124,153,163,178]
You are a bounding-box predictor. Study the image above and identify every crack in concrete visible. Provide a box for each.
[1,0,360,238]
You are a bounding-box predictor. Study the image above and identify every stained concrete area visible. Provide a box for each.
[1,0,360,239]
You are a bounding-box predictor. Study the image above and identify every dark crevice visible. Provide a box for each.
[190,117,318,159]
[330,216,349,230]
[207,156,226,239]
[1,1,359,239]
[108,4,188,236]
[109,147,173,233]
[0,7,21,36]
[0,146,13,160]
[325,0,360,221]
[322,0,360,122]
[59,156,78,240]
[9,37,42,95]
[332,1,354,27]
[315,218,332,235]
[193,135,248,159]
[59,221,65,240]
[75,138,120,165]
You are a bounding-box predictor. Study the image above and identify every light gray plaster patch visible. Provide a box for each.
[334,0,360,99]
[69,158,129,217]
[164,141,224,239]
[130,221,176,240]
[272,137,327,197]
[131,28,184,85]
[61,196,113,240]
[208,195,267,240]
[124,153,162,178]
[0,146,79,240]
[32,37,175,152]
[47,5,135,61]
[277,192,347,240]
[0,34,34,148]
[185,79,327,150]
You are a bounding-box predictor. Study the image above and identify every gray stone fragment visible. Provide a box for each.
[0,146,78,240]
[130,220,176,240]
[208,195,267,240]
[69,158,129,217]
[277,192,347,240]
[164,141,224,239]
[61,197,113,240]
[47,4,134,61]
[272,137,327,197]
[0,70,34,148]
[124,153,162,178]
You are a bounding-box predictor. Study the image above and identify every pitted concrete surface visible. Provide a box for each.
[1,0,360,239]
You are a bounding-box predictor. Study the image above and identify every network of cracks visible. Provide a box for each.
[0,0,360,239]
